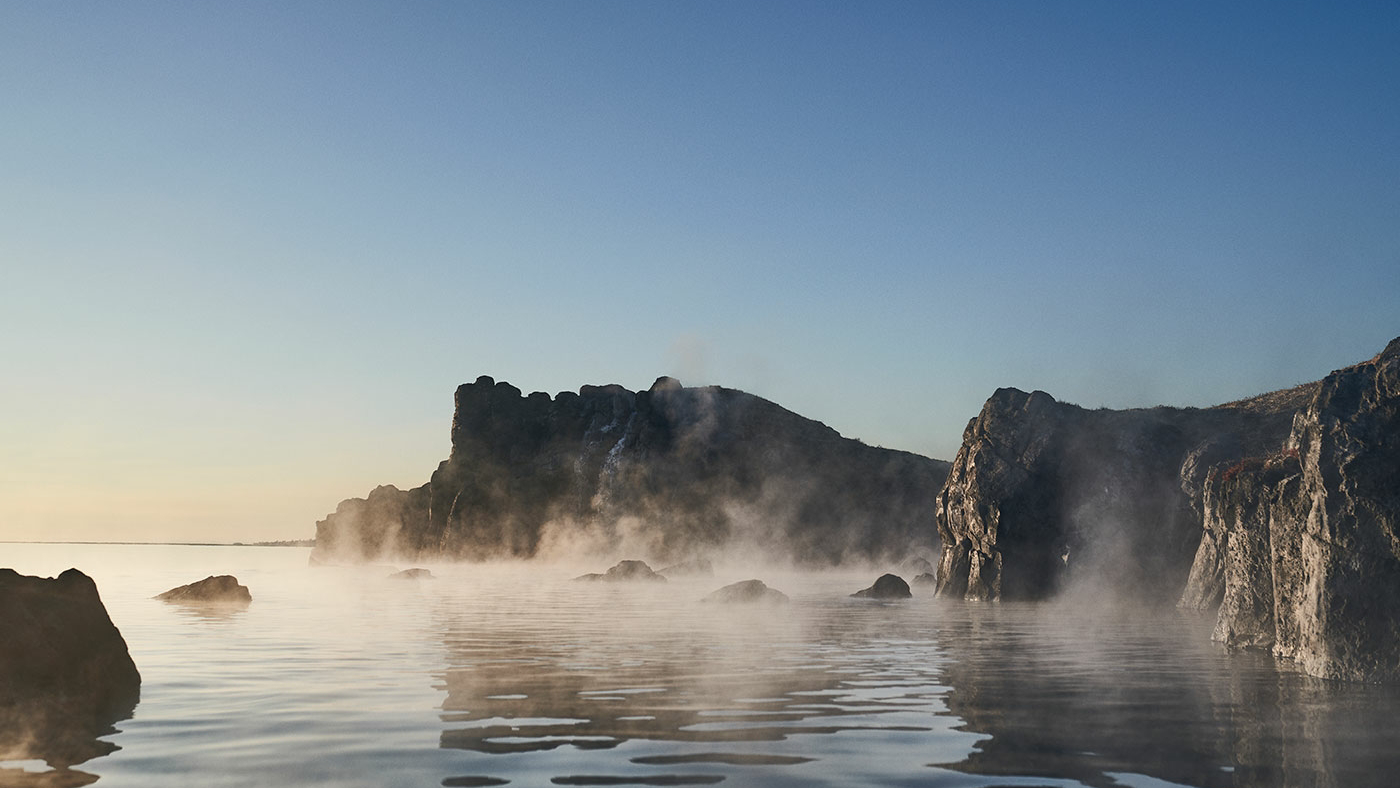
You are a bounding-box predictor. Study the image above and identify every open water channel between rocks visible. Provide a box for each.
[4,543,1398,788]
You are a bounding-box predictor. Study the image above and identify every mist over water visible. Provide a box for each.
[4,543,1399,787]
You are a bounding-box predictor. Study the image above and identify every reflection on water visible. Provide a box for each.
[3,544,1399,787]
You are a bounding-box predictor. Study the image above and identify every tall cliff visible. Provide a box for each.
[936,337,1400,682]
[1179,338,1400,682]
[313,376,950,566]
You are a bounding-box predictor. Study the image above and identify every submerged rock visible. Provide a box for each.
[573,560,667,583]
[155,575,252,603]
[702,579,789,604]
[389,568,434,580]
[0,568,141,768]
[658,558,715,578]
[851,574,911,599]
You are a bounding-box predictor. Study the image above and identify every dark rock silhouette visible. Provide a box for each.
[574,560,667,583]
[389,568,435,580]
[155,575,251,603]
[702,579,789,604]
[1180,338,1400,682]
[314,376,949,566]
[658,558,715,578]
[851,573,911,599]
[0,568,141,768]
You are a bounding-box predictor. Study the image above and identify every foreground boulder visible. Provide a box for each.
[0,568,141,767]
[1181,338,1400,682]
[702,579,789,604]
[155,575,251,603]
[313,376,950,566]
[851,574,911,599]
[573,560,667,583]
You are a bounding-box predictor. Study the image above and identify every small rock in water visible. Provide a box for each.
[702,579,789,605]
[912,572,937,586]
[573,560,667,582]
[902,557,935,575]
[155,575,252,603]
[389,568,434,580]
[850,573,911,599]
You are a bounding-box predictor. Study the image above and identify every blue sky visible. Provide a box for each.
[3,1,1397,542]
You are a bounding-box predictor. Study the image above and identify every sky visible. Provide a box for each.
[2,1,1397,544]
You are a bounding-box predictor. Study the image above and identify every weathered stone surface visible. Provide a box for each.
[388,568,434,580]
[573,560,667,583]
[851,573,911,599]
[935,384,1306,604]
[702,579,789,604]
[314,376,950,566]
[0,569,141,768]
[155,575,251,603]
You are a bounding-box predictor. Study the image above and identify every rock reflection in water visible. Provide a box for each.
[433,578,970,787]
[930,602,1400,788]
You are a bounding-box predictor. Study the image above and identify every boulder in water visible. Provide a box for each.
[851,574,911,599]
[573,560,667,583]
[155,575,251,603]
[0,568,141,768]
[389,568,434,580]
[702,579,789,605]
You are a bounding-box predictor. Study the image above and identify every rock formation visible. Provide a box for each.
[314,376,950,566]
[851,573,912,599]
[934,386,1308,603]
[702,579,789,604]
[0,568,141,768]
[389,568,434,580]
[937,337,1400,682]
[155,575,251,603]
[1180,338,1400,682]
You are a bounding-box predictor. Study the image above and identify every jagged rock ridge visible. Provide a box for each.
[314,376,950,566]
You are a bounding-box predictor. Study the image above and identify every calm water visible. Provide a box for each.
[3,543,1399,788]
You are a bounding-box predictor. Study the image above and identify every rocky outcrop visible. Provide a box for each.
[936,337,1400,682]
[851,573,911,599]
[0,569,141,768]
[1181,338,1400,682]
[702,579,789,604]
[314,376,950,566]
[155,575,251,603]
[934,385,1308,603]
[573,560,667,583]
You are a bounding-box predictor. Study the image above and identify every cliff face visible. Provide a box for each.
[937,337,1400,682]
[314,376,950,566]
[1181,338,1400,682]
[934,389,1302,603]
